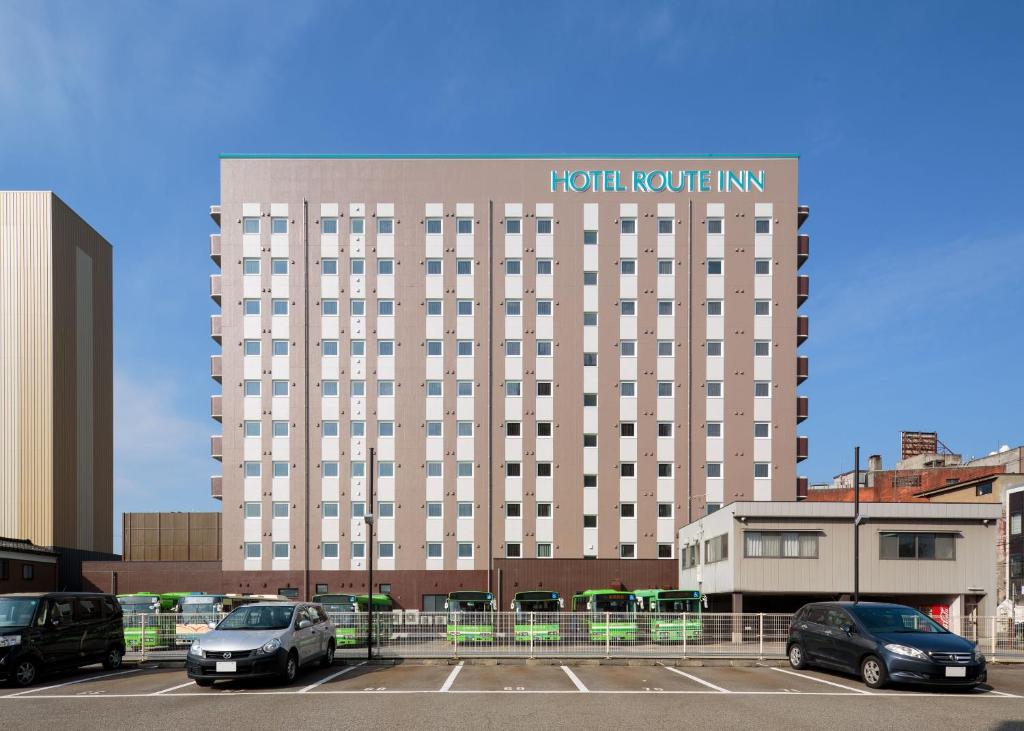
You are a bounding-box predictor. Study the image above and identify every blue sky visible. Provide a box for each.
[2,1,1021,547]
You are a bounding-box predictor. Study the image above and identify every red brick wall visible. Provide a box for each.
[0,557,58,592]
[805,466,1005,503]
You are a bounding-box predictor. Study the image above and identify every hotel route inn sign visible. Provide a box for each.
[550,168,766,193]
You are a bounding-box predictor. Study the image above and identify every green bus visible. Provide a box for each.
[511,591,563,642]
[446,591,496,643]
[117,593,164,650]
[175,593,289,646]
[313,593,359,646]
[635,589,703,642]
[570,589,639,642]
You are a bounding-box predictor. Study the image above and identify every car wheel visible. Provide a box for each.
[320,641,336,668]
[860,655,888,689]
[788,642,808,670]
[281,651,299,684]
[12,658,38,688]
[194,678,214,687]
[102,646,124,670]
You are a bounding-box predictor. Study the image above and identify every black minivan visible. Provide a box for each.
[787,601,986,689]
[0,593,126,687]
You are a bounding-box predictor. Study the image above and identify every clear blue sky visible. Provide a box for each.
[2,2,1021,547]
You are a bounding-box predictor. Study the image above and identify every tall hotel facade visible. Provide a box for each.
[208,156,810,602]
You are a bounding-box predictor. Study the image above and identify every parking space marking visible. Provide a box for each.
[661,666,731,693]
[440,662,463,692]
[560,666,589,692]
[769,667,872,694]
[6,669,142,697]
[988,690,1022,698]
[298,662,366,693]
[150,680,197,695]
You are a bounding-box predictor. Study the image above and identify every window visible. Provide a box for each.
[583,230,598,245]
[537,259,553,275]
[426,462,443,477]
[506,542,522,558]
[425,218,442,234]
[657,544,673,559]
[244,543,261,559]
[270,340,288,357]
[755,340,771,357]
[426,543,443,559]
[620,259,636,275]
[426,502,443,518]
[583,352,597,367]
[378,502,395,518]
[271,217,288,234]
[880,532,955,560]
[620,422,636,438]
[754,462,771,478]
[321,217,338,234]
[351,461,365,478]
[322,543,339,559]
[583,311,598,326]
[707,259,723,275]
[318,258,337,276]
[535,217,553,234]
[322,462,340,478]
[620,543,636,559]
[583,515,597,529]
[243,217,260,234]
[426,421,443,437]
[531,543,551,559]
[505,381,521,396]
[323,340,340,356]
[505,340,521,356]
[351,542,366,559]
[350,217,365,234]
[658,218,674,234]
[505,218,521,234]
[457,340,474,356]
[378,421,395,438]
[707,300,723,316]
[271,258,288,275]
[272,501,289,518]
[457,543,474,559]
[456,258,473,275]
[536,421,552,437]
[583,271,598,285]
[505,259,522,275]
[378,258,394,275]
[243,258,260,275]
[378,299,394,317]
[620,218,636,234]
[345,379,362,396]
[657,381,674,397]
[322,421,338,437]
[658,259,673,275]
[456,218,473,234]
[682,543,699,569]
[244,380,261,397]
[583,474,597,488]
[620,381,636,397]
[272,380,288,396]
[537,503,552,518]
[745,531,819,558]
[377,218,394,234]
[457,421,473,437]
[536,299,552,316]
[350,421,364,436]
[244,461,261,478]
[705,534,728,563]
[755,299,771,316]
[706,422,722,438]
[755,258,771,275]
[620,502,636,518]
[244,339,261,356]
[426,381,442,396]
[658,503,673,519]
[707,462,722,478]
[322,502,339,518]
[243,299,260,315]
[706,340,723,357]
[506,421,521,437]
[506,462,521,477]
[457,462,473,477]
[244,502,261,518]
[273,461,289,478]
[658,463,673,478]
[620,300,636,316]
[453,299,473,316]
[754,381,771,398]
[658,300,673,316]
[537,462,552,477]
[1011,513,1022,535]
[976,481,993,497]
[753,422,771,439]
[583,393,597,407]
[506,299,522,316]
[271,299,288,316]
[620,463,636,477]
[505,502,522,518]
[533,340,552,357]
[658,340,674,357]
[351,502,365,518]
[347,299,364,317]
[583,434,597,448]
[378,340,395,357]
[658,422,673,437]
[349,258,365,275]
[426,340,443,356]
[755,217,771,234]
[425,259,442,275]
[457,502,474,518]
[707,381,722,398]
[426,300,442,316]
[707,218,723,234]
[272,542,289,559]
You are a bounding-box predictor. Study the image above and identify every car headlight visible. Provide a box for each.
[0,635,21,648]
[973,647,985,662]
[884,643,927,660]
[189,641,203,657]
[256,638,281,655]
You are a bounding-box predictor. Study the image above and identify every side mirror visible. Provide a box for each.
[207,621,218,629]
[298,619,312,630]
[840,623,855,635]
[510,602,515,610]
[558,599,564,609]
[443,601,449,611]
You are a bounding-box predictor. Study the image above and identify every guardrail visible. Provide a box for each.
[123,612,1024,661]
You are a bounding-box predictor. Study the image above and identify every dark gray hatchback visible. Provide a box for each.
[787,601,986,689]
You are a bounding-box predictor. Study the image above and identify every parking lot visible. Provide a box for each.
[2,661,1023,730]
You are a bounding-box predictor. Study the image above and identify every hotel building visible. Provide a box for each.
[206,155,810,603]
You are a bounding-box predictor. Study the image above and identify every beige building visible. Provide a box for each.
[208,156,810,598]
[0,191,113,561]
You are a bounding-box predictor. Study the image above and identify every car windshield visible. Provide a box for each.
[217,605,295,630]
[850,606,948,634]
[0,598,39,628]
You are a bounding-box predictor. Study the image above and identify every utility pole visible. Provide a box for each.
[853,446,860,604]
[366,447,375,662]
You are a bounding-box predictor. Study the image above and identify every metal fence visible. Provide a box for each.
[123,612,1024,661]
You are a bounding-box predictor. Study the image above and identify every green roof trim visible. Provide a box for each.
[219,153,799,160]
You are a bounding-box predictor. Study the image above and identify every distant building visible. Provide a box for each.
[0,191,115,587]
[0,537,59,592]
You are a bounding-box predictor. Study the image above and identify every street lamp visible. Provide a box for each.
[365,447,375,662]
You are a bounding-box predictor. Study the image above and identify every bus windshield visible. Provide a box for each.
[449,600,492,613]
[178,597,220,613]
[316,596,356,612]
[656,598,700,613]
[0,598,39,628]
[118,596,160,614]
[590,595,635,613]
[515,599,559,612]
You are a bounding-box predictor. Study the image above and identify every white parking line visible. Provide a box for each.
[561,665,589,692]
[661,665,731,693]
[440,662,464,692]
[7,669,142,697]
[150,680,195,696]
[298,662,366,693]
[769,667,872,694]
[989,690,1023,698]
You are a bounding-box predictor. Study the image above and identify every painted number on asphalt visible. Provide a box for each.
[503,686,526,691]
[363,687,387,691]
[642,687,664,692]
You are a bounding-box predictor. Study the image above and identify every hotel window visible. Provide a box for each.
[350,461,365,478]
[350,421,364,437]
[350,217,365,234]
[271,218,288,234]
[351,299,368,317]
[378,300,394,316]
[378,421,395,438]
[879,532,955,560]
[351,542,366,559]
[322,340,340,356]
[706,422,722,437]
[378,380,395,396]
[244,380,261,397]
[377,218,394,234]
[456,299,473,315]
[505,381,521,396]
[456,218,473,234]
[536,421,552,437]
[456,380,473,396]
[458,543,474,559]
[620,381,636,397]
[620,422,636,437]
[706,381,722,398]
[754,341,771,357]
[457,341,473,356]
[243,258,260,275]
[321,217,338,234]
[620,463,636,477]
[244,502,261,518]
[243,299,260,315]
[322,258,338,275]
[755,217,771,234]
[506,299,522,316]
[583,352,597,366]
[322,502,339,518]
[426,340,443,356]
[425,259,442,275]
[754,422,770,438]
[506,421,521,437]
[657,340,674,357]
[706,340,723,357]
[658,503,673,518]
[755,258,771,275]
[537,503,552,518]
[426,299,442,316]
[657,544,673,559]
[583,433,597,447]
[583,515,597,528]
[620,544,636,559]
[457,421,473,436]
[271,258,288,275]
[505,218,521,234]
[272,502,289,518]
[657,422,673,437]
[705,534,728,563]
[583,271,598,285]
[378,341,395,357]
[536,218,552,234]
[536,543,553,559]
[620,259,636,275]
[425,218,442,234]
[754,381,771,398]
[755,299,771,316]
[505,340,522,356]
[506,462,521,477]
[754,462,770,478]
[620,218,636,234]
[378,501,395,517]
[583,230,598,245]
[244,543,261,559]
[707,259,723,275]
[322,543,339,559]
[706,462,722,478]
[457,461,473,477]
[457,502,474,518]
[537,340,553,357]
[456,258,473,275]
[658,463,673,478]
[350,258,365,275]
[348,380,364,396]
[272,542,289,559]
[506,543,522,558]
[657,381,674,397]
[707,218,723,234]
[505,258,522,275]
[620,300,636,316]
[272,380,288,396]
[272,299,288,315]
[658,300,673,316]
[272,340,288,356]
[658,259,673,275]
[426,462,443,477]
[506,502,522,518]
[536,299,552,316]
[583,475,597,489]
[244,420,261,437]
[707,300,723,316]
[322,421,338,437]
[537,259,552,275]
[583,393,597,407]
[583,311,598,326]
[426,502,443,518]
[658,218,674,234]
[352,502,365,518]
[244,340,261,356]
[378,258,394,275]
[243,217,260,234]
[426,421,443,437]
[620,503,635,518]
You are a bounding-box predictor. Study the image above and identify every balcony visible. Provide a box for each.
[210,475,223,500]
[797,275,809,307]
[797,355,809,384]
[798,234,809,269]
[210,314,222,343]
[798,204,809,229]
[797,315,809,345]
[797,395,809,423]
[210,234,221,265]
[210,274,221,304]
[797,476,809,500]
[210,435,223,461]
[210,204,221,227]
[210,394,222,422]
[210,354,222,383]
[797,436,809,462]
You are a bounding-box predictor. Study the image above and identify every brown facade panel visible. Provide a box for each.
[122,513,222,562]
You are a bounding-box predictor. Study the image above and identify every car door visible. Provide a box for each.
[313,605,331,654]
[794,606,829,661]
[45,598,78,667]
[293,606,316,663]
[76,597,106,661]
[823,608,862,672]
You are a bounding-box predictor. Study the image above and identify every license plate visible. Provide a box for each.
[945,666,966,678]
[215,661,237,673]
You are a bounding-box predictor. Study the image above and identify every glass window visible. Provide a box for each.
[350,461,365,477]
[583,230,598,245]
[707,218,723,234]
[620,259,636,275]
[457,502,474,518]
[244,502,261,518]
[426,502,443,518]
[505,543,522,558]
[754,462,770,478]
[707,259,723,275]
[505,340,521,356]
[658,340,674,357]
[378,502,394,518]
[321,217,338,234]
[322,543,339,559]
[243,299,261,315]
[271,258,288,275]
[754,381,771,398]
[426,340,443,356]
[506,299,522,316]
[583,352,598,367]
[273,461,289,477]
[426,462,443,477]
[620,422,636,437]
[658,463,673,478]
[536,218,552,234]
[658,300,673,316]
[707,462,722,478]
[755,218,771,234]
[272,339,288,356]
[537,259,552,275]
[351,421,365,437]
[537,462,552,477]
[352,502,365,518]
[351,542,365,559]
[755,299,771,316]
[272,542,289,559]
[349,258,365,275]
[272,380,288,396]
[425,218,442,234]
[457,259,473,275]
[620,463,636,477]
[706,340,723,357]
[272,502,289,518]
[755,340,771,357]
[378,421,395,437]
[505,218,521,234]
[705,534,728,562]
[658,503,673,518]
[583,393,597,407]
[322,502,339,518]
[583,311,597,326]
[755,258,771,275]
[536,381,552,396]
[244,420,261,437]
[243,217,260,234]
[378,299,394,316]
[457,381,473,396]
[536,299,552,316]
[745,531,818,558]
[426,299,442,316]
[348,380,364,396]
[456,218,473,234]
[707,300,723,316]
[658,218,674,234]
[244,339,261,356]
[458,543,474,558]
[536,543,552,559]
[620,544,636,559]
[621,300,636,316]
[377,379,394,396]
[505,381,521,396]
[347,299,362,316]
[426,421,443,437]
[620,503,635,518]
[426,543,443,559]
[583,271,597,285]
[506,462,521,477]
[505,259,521,275]
[457,421,473,437]
[425,259,442,275]
[583,515,597,528]
[658,422,673,437]
[879,532,955,560]
[244,542,261,559]
[754,422,770,438]
[706,422,722,437]
[322,462,339,478]
[657,381,673,397]
[319,420,337,437]
[456,299,473,316]
[378,258,394,275]
[620,218,636,234]
[272,299,288,316]
[244,380,261,397]
[537,340,553,357]
[426,381,442,396]
[658,259,673,275]
[322,340,339,356]
[707,381,722,397]
[321,258,338,275]
[456,340,473,356]
[350,217,365,234]
[271,217,288,234]
[506,502,522,518]
[243,258,260,275]
[377,218,394,234]
[537,503,552,518]
[378,340,395,357]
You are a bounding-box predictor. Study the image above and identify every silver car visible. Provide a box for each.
[185,602,335,686]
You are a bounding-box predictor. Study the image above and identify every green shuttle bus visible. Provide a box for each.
[635,589,703,642]
[446,591,496,643]
[313,594,360,646]
[571,589,639,642]
[117,593,164,650]
[511,591,563,642]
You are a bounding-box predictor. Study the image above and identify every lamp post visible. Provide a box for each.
[854,446,860,604]
[366,447,375,662]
